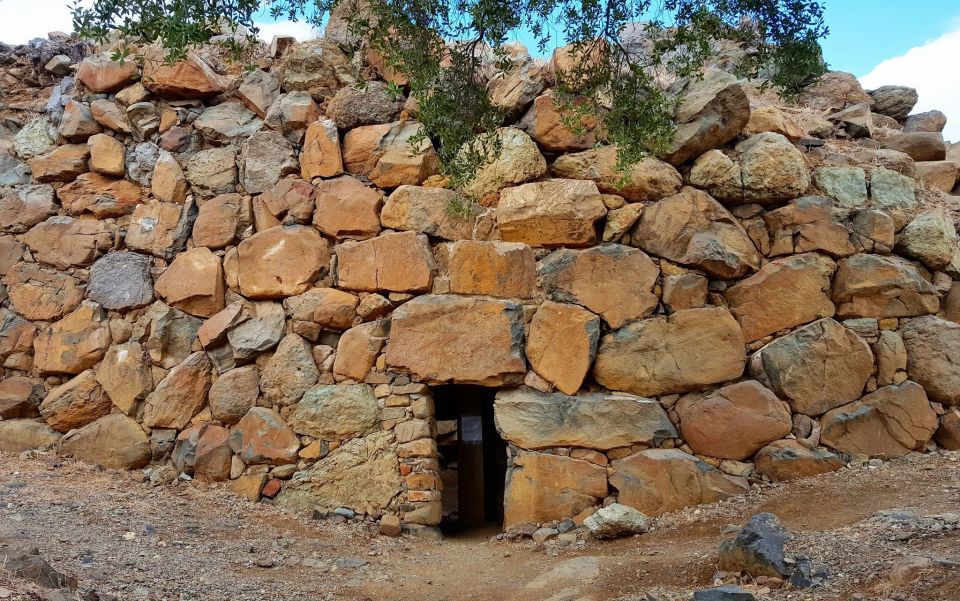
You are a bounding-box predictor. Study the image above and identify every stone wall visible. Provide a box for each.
[1,31,959,536]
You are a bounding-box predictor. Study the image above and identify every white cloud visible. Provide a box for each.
[860,24,960,143]
[0,0,79,45]
[253,20,318,44]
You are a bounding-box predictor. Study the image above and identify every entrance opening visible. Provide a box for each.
[432,385,506,535]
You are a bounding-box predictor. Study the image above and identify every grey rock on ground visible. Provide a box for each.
[584,503,650,539]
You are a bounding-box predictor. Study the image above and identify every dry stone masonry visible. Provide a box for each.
[1,27,959,539]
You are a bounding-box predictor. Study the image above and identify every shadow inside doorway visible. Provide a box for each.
[431,385,506,536]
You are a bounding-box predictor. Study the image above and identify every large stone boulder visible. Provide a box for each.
[198,301,285,372]
[799,71,871,112]
[4,263,84,322]
[900,316,960,405]
[724,253,836,342]
[594,307,745,397]
[59,100,102,143]
[906,110,948,133]
[832,254,939,319]
[58,413,151,469]
[763,196,856,258]
[754,440,844,482]
[539,244,659,328]
[229,406,300,464]
[193,193,250,249]
[239,130,299,194]
[312,175,382,240]
[447,240,537,299]
[494,387,675,450]
[59,172,142,218]
[518,94,597,153]
[744,106,805,141]
[550,146,682,202]
[662,68,750,165]
[749,318,873,416]
[717,513,792,578]
[525,301,599,394]
[937,409,960,450]
[497,179,606,247]
[255,179,315,228]
[342,121,439,188]
[208,365,259,424]
[125,201,195,259]
[881,132,946,162]
[278,430,402,512]
[610,449,749,516]
[134,301,203,369]
[0,311,36,372]
[736,132,811,203]
[236,225,330,299]
[141,351,212,429]
[237,69,281,118]
[812,167,869,208]
[462,127,547,200]
[895,208,960,271]
[631,188,760,279]
[869,86,918,120]
[86,252,154,311]
[265,92,322,144]
[386,295,526,386]
[301,119,343,180]
[174,424,232,480]
[486,51,549,120]
[141,51,232,99]
[821,381,938,457]
[284,287,359,340]
[915,160,958,193]
[381,186,478,241]
[33,301,112,375]
[288,384,379,440]
[0,420,61,453]
[677,381,792,460]
[76,54,137,93]
[95,341,153,416]
[327,80,404,130]
[0,184,57,233]
[0,309,36,372]
[869,167,917,210]
[336,231,434,293]
[21,216,113,270]
[259,334,319,406]
[273,39,353,100]
[503,451,607,528]
[154,247,225,318]
[333,322,388,383]
[186,146,238,195]
[0,377,44,419]
[38,370,111,433]
[194,102,261,143]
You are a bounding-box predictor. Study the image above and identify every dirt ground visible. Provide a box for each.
[1,450,959,601]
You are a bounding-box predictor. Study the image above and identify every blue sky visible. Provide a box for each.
[820,1,960,74]
[1,0,959,139]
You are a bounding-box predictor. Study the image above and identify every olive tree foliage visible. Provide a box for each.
[72,0,827,190]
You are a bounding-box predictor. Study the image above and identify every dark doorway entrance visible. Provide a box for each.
[432,385,506,534]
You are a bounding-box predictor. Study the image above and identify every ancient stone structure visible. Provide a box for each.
[0,29,959,537]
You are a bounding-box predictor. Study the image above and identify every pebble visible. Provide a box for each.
[532,527,559,543]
